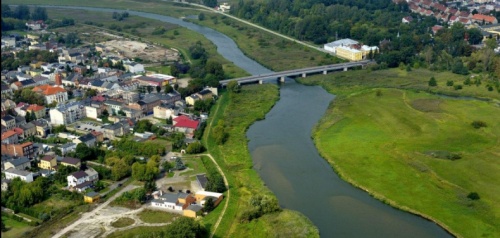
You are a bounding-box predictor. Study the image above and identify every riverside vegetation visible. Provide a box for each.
[298,68,500,238]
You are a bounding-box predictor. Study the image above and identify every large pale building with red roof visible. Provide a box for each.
[472,14,498,24]
[26,104,46,119]
[32,85,68,105]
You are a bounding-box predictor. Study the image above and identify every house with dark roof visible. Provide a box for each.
[66,168,99,192]
[1,115,16,130]
[196,174,208,191]
[60,157,81,168]
[128,95,161,115]
[3,156,31,171]
[73,133,96,147]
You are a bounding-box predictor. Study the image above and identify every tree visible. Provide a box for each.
[212,120,228,145]
[111,159,130,181]
[467,192,480,200]
[132,162,147,181]
[164,84,174,93]
[227,80,241,93]
[32,6,47,21]
[428,77,437,87]
[163,217,205,238]
[203,198,215,212]
[156,85,161,93]
[198,13,205,21]
[75,143,92,161]
[186,142,205,154]
[117,110,126,116]
[134,120,153,133]
[14,5,30,20]
[203,0,218,8]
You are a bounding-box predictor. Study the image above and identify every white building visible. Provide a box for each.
[124,62,145,74]
[323,38,359,53]
[153,105,178,119]
[4,168,34,183]
[49,102,85,125]
[66,168,99,192]
[32,85,68,105]
[85,106,101,120]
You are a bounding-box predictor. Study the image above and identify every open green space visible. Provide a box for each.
[300,69,500,238]
[106,225,166,238]
[178,156,208,177]
[202,86,319,237]
[1,216,34,238]
[137,209,179,224]
[111,217,135,228]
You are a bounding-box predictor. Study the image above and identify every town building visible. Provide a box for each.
[60,157,81,168]
[3,156,31,171]
[1,142,36,158]
[67,168,99,192]
[32,85,68,105]
[26,104,46,119]
[38,155,57,171]
[49,101,85,125]
[153,105,178,119]
[4,168,34,183]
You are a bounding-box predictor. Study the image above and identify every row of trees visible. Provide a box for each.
[2,5,47,21]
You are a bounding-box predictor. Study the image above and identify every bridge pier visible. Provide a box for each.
[323,70,327,75]
[259,80,263,84]
[280,76,285,83]
[344,67,348,71]
[302,73,307,78]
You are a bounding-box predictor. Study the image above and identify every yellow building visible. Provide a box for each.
[183,204,202,218]
[30,61,44,69]
[336,46,363,61]
[84,191,100,203]
[27,104,46,119]
[38,155,57,171]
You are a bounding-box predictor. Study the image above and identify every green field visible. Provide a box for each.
[202,86,319,237]
[137,209,179,224]
[1,216,34,238]
[106,225,166,238]
[110,217,135,228]
[300,69,500,238]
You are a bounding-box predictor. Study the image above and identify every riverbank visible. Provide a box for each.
[299,69,500,238]
[203,86,319,238]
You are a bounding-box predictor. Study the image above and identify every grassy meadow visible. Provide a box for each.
[300,68,500,238]
[202,86,319,238]
[1,216,34,238]
[137,210,178,224]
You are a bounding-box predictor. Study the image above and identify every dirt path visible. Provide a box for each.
[52,184,140,238]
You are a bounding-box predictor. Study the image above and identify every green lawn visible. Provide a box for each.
[145,65,171,75]
[178,156,208,177]
[303,69,500,238]
[1,216,34,238]
[110,217,135,228]
[106,225,166,238]
[137,209,179,224]
[202,86,319,238]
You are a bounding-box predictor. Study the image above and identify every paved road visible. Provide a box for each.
[52,184,140,238]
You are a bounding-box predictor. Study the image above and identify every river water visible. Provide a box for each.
[40,5,452,237]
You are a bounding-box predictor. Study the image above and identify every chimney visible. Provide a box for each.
[55,73,62,86]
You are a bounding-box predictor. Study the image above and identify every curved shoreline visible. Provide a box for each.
[311,95,461,238]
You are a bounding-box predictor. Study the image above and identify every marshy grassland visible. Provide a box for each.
[299,68,500,238]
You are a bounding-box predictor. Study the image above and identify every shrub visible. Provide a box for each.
[446,80,454,86]
[454,84,463,90]
[467,192,480,200]
[471,120,487,129]
[428,77,437,87]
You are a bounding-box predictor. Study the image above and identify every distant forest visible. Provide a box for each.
[231,0,498,74]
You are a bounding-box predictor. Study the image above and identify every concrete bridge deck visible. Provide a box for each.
[220,60,370,86]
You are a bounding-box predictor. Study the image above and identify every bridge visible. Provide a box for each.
[220,60,371,86]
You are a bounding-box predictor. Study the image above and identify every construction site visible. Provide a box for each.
[99,39,180,63]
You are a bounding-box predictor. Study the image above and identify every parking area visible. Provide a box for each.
[73,121,106,133]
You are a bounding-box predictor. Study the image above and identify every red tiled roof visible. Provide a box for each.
[32,85,66,96]
[27,104,45,112]
[173,115,199,129]
[472,14,497,23]
[12,127,23,135]
[1,130,17,140]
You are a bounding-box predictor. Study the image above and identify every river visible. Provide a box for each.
[39,5,452,237]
